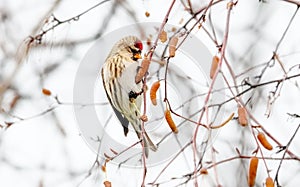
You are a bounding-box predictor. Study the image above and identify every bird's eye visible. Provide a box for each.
[134,40,143,51]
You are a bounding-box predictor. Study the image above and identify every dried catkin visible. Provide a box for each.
[209,56,220,79]
[238,106,248,126]
[169,36,178,57]
[248,157,259,187]
[165,109,178,133]
[257,132,273,150]
[265,177,274,187]
[150,81,160,106]
[135,57,150,84]
[159,30,167,43]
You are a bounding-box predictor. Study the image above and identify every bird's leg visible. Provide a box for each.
[132,102,141,116]
[128,90,144,117]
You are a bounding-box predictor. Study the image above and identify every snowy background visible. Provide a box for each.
[1,0,300,186]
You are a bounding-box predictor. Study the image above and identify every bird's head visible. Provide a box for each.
[109,36,143,61]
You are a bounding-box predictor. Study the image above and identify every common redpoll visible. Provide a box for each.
[101,36,157,157]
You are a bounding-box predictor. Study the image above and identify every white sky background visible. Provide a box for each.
[1,0,300,187]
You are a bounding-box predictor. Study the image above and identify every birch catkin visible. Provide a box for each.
[265,177,274,187]
[257,132,273,150]
[238,106,248,126]
[159,30,167,43]
[210,56,220,79]
[165,109,178,133]
[150,81,160,106]
[169,36,178,57]
[135,57,150,84]
[248,157,259,187]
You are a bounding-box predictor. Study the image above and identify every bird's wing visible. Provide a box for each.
[101,65,129,136]
[119,61,142,94]
[111,105,129,136]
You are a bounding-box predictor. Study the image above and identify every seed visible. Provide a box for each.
[145,11,150,17]
[200,168,208,175]
[42,88,52,96]
[103,180,112,187]
[101,165,106,172]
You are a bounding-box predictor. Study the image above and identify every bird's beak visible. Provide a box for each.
[133,53,142,59]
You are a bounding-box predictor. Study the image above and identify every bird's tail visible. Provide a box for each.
[131,119,157,158]
[144,130,157,149]
[140,130,157,158]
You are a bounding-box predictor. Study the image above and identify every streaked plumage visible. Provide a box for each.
[101,36,157,157]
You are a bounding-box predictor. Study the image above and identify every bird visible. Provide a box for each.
[101,36,157,157]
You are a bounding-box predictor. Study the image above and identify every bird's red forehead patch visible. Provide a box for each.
[134,40,143,50]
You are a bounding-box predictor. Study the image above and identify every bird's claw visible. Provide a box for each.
[128,88,144,103]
